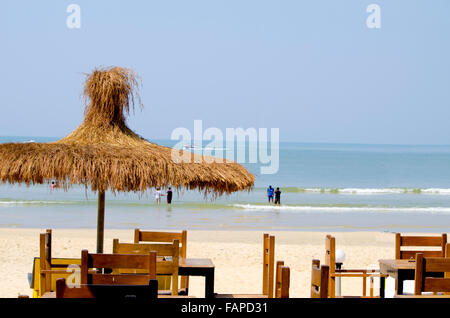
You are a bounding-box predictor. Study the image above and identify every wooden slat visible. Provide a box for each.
[280,266,290,298]
[401,250,443,259]
[114,241,175,256]
[268,235,275,298]
[56,278,158,299]
[262,233,269,296]
[88,253,153,270]
[310,260,329,298]
[424,278,450,292]
[414,253,424,295]
[325,235,335,298]
[311,265,322,286]
[395,233,401,259]
[90,274,153,285]
[275,261,284,298]
[401,236,444,247]
[423,257,450,272]
[136,230,183,243]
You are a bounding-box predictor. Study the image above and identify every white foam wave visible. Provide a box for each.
[233,204,450,214]
[296,188,450,195]
[0,200,73,206]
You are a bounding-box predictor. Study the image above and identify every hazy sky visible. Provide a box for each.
[2,1,450,144]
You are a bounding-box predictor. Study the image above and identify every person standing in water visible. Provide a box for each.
[155,187,163,205]
[274,187,281,205]
[267,185,274,203]
[166,187,173,204]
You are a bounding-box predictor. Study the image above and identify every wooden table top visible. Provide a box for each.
[179,258,214,269]
[379,259,416,270]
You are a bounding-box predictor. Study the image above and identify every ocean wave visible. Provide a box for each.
[265,187,450,195]
[0,200,77,206]
[232,204,450,214]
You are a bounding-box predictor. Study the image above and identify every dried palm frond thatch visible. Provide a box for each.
[0,66,255,252]
[0,66,255,195]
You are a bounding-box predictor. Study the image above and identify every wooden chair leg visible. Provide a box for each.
[370,276,374,298]
[362,277,366,297]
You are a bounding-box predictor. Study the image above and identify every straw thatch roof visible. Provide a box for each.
[0,66,254,195]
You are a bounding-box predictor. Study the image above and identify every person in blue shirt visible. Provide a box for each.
[267,185,274,203]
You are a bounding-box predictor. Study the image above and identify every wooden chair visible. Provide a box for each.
[55,277,158,299]
[215,233,275,298]
[113,239,180,296]
[325,235,383,298]
[395,233,447,260]
[39,229,53,295]
[37,229,83,296]
[134,229,188,292]
[311,259,329,298]
[275,261,290,298]
[414,251,450,295]
[80,249,157,285]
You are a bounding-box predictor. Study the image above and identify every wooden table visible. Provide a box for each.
[379,259,416,297]
[179,258,215,298]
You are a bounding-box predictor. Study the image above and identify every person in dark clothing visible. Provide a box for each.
[274,187,281,205]
[166,187,173,204]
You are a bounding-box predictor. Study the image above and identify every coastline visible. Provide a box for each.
[0,228,434,298]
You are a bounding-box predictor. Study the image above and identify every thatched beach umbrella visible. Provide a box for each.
[0,66,254,252]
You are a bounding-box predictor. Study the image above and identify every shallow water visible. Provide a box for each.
[1,137,450,232]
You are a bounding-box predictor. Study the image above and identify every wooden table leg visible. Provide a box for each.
[397,271,404,295]
[379,276,385,298]
[205,269,215,299]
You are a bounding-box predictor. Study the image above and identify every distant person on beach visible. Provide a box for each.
[50,181,59,190]
[267,185,274,203]
[155,187,164,205]
[274,187,281,205]
[166,187,173,204]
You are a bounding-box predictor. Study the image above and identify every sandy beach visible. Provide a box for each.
[0,228,408,298]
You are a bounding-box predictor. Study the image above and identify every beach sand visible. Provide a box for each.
[0,228,406,298]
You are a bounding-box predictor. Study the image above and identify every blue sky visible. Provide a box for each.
[2,1,450,144]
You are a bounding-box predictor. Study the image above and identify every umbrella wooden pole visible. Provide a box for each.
[96,190,105,253]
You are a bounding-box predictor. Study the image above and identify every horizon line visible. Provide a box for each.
[1,135,449,147]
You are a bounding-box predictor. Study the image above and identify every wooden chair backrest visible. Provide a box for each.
[311,259,329,298]
[55,278,158,299]
[134,229,187,258]
[134,229,187,290]
[325,235,336,297]
[395,233,447,259]
[80,250,157,286]
[113,239,179,295]
[275,261,290,298]
[414,251,450,295]
[262,233,275,298]
[39,229,52,294]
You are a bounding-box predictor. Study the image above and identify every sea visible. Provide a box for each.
[1,136,450,233]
